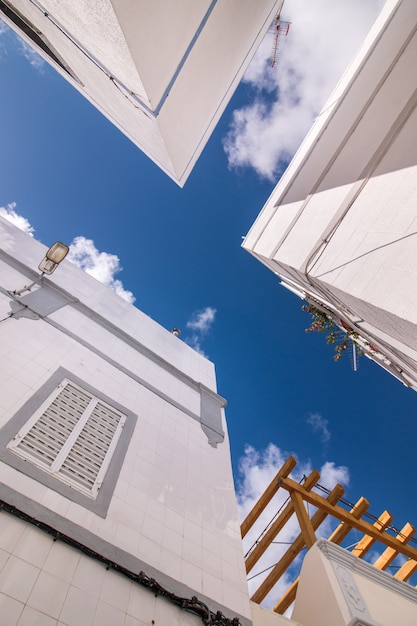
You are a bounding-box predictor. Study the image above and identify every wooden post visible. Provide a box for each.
[241,456,296,539]
[245,470,320,573]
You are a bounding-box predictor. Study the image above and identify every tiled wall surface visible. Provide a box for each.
[0,510,206,626]
[0,218,251,623]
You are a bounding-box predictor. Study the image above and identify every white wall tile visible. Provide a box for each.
[202,570,223,602]
[27,571,69,619]
[100,569,131,612]
[137,535,161,568]
[92,600,125,626]
[162,527,182,556]
[181,560,202,593]
[17,605,58,626]
[141,515,164,545]
[13,526,52,568]
[0,548,9,574]
[127,584,156,623]
[159,548,182,580]
[43,542,80,584]
[0,592,24,625]
[182,538,202,567]
[0,555,40,603]
[0,513,26,553]
[124,615,146,626]
[71,558,106,598]
[59,586,97,626]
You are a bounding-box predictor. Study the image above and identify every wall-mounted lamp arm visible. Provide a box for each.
[9,241,69,297]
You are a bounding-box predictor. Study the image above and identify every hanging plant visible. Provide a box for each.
[302,305,364,362]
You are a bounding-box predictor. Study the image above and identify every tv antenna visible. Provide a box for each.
[270,18,291,67]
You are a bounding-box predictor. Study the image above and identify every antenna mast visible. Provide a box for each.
[270,18,291,68]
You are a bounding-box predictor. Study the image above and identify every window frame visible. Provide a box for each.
[7,378,127,498]
[0,368,137,518]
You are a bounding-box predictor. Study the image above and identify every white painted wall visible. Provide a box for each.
[251,602,302,626]
[0,217,250,625]
[292,540,417,626]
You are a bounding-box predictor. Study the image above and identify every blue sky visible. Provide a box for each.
[1,0,417,606]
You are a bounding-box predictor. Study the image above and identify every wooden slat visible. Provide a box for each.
[273,496,370,615]
[251,483,344,604]
[245,470,320,573]
[373,522,415,571]
[328,497,370,544]
[395,558,417,582]
[273,578,298,615]
[351,510,393,558]
[241,456,296,538]
[291,491,316,549]
[278,477,417,562]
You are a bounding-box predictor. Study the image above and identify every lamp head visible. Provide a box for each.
[38,241,69,275]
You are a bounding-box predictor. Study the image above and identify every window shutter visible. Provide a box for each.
[8,379,126,498]
[59,401,123,493]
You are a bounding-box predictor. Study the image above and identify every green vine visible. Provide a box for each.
[302,305,363,362]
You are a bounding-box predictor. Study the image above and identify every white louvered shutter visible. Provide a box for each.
[8,379,126,498]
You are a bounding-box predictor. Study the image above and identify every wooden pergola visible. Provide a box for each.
[241,456,417,614]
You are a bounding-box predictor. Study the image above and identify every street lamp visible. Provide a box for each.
[11,241,69,296]
[38,241,69,275]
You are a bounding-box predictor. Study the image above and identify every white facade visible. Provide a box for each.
[292,540,417,626]
[0,0,282,186]
[0,216,250,625]
[243,0,417,390]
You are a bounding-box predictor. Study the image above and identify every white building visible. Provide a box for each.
[243,0,417,391]
[0,0,282,186]
[0,216,251,625]
[292,539,417,626]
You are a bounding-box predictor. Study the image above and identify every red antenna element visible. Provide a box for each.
[270,19,291,68]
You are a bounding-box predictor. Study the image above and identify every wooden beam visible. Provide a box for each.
[278,477,417,562]
[241,456,297,538]
[373,522,415,571]
[273,578,298,615]
[291,491,316,549]
[251,483,344,604]
[245,470,320,573]
[351,510,393,558]
[273,496,370,615]
[395,558,417,582]
[328,496,370,545]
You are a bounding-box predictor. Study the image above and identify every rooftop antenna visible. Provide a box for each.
[270,17,291,68]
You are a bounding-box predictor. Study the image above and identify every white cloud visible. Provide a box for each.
[307,412,331,444]
[185,306,217,357]
[0,20,44,70]
[319,461,349,489]
[237,443,349,610]
[186,306,217,333]
[0,19,8,35]
[67,236,135,304]
[18,39,45,71]
[224,0,383,180]
[0,20,10,59]
[0,202,35,236]
[0,204,135,303]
